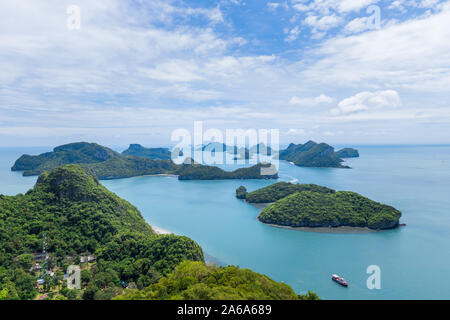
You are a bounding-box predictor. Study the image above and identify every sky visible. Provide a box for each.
[0,0,449,147]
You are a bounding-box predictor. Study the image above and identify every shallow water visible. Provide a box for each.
[1,145,450,299]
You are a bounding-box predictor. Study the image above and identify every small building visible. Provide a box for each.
[32,252,48,261]
[80,255,96,263]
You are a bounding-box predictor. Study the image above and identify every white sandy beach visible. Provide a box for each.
[152,225,173,235]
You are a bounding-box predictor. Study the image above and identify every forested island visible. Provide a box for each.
[121,144,172,160]
[335,148,359,158]
[201,142,272,160]
[12,142,278,181]
[237,182,401,230]
[178,162,277,180]
[280,141,359,168]
[0,165,314,300]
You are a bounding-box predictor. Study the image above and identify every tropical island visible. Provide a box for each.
[279,141,359,168]
[121,144,172,160]
[0,165,316,300]
[178,162,278,180]
[237,182,402,230]
[11,142,278,181]
[335,148,359,158]
[201,142,272,160]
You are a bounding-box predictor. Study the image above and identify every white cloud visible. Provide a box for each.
[286,128,306,135]
[301,3,450,90]
[331,90,402,115]
[268,2,289,10]
[289,94,334,106]
[338,0,379,13]
[1,0,450,146]
[284,26,301,42]
[343,16,370,33]
[304,14,343,33]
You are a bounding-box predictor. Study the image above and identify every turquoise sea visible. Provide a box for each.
[1,145,450,300]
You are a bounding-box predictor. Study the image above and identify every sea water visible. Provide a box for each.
[1,145,450,299]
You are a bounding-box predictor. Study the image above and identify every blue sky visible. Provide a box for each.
[0,0,449,147]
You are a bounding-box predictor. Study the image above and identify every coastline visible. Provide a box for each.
[150,225,226,266]
[248,202,398,233]
[247,202,272,209]
[142,174,178,178]
[264,223,379,234]
[152,225,173,235]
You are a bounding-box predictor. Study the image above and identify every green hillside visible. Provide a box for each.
[238,182,335,203]
[12,142,279,181]
[0,165,203,300]
[114,261,318,300]
[259,190,401,230]
[121,144,172,160]
[280,141,348,168]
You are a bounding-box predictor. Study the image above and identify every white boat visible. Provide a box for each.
[332,274,348,287]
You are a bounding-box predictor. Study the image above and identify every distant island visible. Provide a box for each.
[0,165,313,300]
[178,162,277,180]
[201,142,272,160]
[121,144,172,160]
[237,182,401,230]
[12,142,278,181]
[335,148,359,158]
[279,141,358,168]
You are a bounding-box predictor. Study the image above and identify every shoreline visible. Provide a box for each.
[152,225,173,235]
[247,201,399,234]
[264,223,379,234]
[150,224,226,266]
[141,174,178,178]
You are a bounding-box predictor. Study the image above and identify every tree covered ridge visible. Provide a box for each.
[121,144,172,160]
[0,165,204,300]
[12,142,120,174]
[0,165,310,300]
[237,182,401,230]
[12,142,279,181]
[280,140,355,168]
[114,261,319,300]
[259,190,401,230]
[238,182,335,203]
